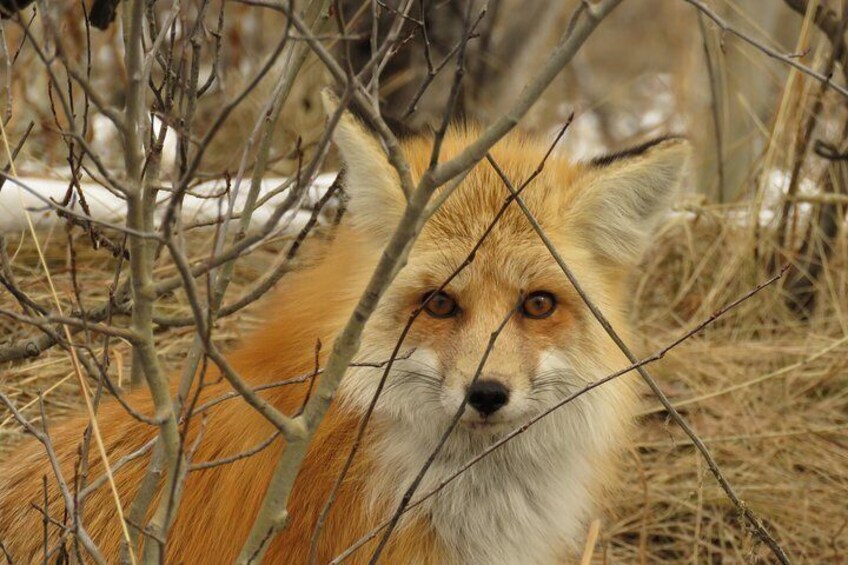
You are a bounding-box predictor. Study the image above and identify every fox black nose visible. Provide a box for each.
[467,380,510,416]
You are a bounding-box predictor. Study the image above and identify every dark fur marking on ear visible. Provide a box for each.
[326,86,418,140]
[590,135,686,168]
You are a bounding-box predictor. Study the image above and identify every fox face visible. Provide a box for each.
[327,99,689,449]
[0,98,690,565]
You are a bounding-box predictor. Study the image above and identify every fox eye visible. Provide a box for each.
[422,291,459,318]
[522,291,556,319]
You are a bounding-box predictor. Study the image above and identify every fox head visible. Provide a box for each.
[326,97,690,443]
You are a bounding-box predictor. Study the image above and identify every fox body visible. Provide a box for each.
[0,106,689,563]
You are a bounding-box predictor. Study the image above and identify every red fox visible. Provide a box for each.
[0,104,689,563]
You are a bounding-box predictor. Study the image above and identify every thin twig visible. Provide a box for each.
[486,155,791,564]
[0,393,107,565]
[239,2,622,560]
[330,265,787,564]
[683,0,848,99]
[368,299,521,562]
[309,116,572,563]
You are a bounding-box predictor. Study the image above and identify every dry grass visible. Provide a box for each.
[2,207,846,562]
[1,1,844,561]
[0,225,282,451]
[602,212,848,562]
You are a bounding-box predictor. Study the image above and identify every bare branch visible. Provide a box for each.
[369,298,521,562]
[238,3,622,561]
[331,265,787,564]
[485,154,791,564]
[0,393,107,564]
[683,0,848,99]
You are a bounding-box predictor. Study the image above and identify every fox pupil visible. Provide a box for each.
[423,291,459,318]
[523,291,556,319]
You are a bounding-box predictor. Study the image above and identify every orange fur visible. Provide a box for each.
[0,232,447,563]
[0,121,689,563]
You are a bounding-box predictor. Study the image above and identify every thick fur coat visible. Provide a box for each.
[0,108,689,563]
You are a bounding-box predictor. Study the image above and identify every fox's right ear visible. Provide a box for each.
[322,91,405,244]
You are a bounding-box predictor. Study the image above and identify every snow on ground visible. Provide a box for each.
[0,163,832,236]
[0,173,338,235]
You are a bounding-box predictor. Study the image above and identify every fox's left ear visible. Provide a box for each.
[321,90,406,244]
[572,137,691,266]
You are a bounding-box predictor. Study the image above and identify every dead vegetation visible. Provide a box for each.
[3,208,846,562]
[606,214,848,562]
[1,0,847,562]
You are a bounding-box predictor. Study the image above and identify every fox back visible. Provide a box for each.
[0,111,689,564]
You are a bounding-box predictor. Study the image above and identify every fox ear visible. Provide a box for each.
[322,90,405,243]
[573,137,690,266]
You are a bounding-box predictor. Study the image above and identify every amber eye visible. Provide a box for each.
[422,291,459,318]
[522,291,556,319]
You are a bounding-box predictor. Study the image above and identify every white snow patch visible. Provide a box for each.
[0,173,338,234]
